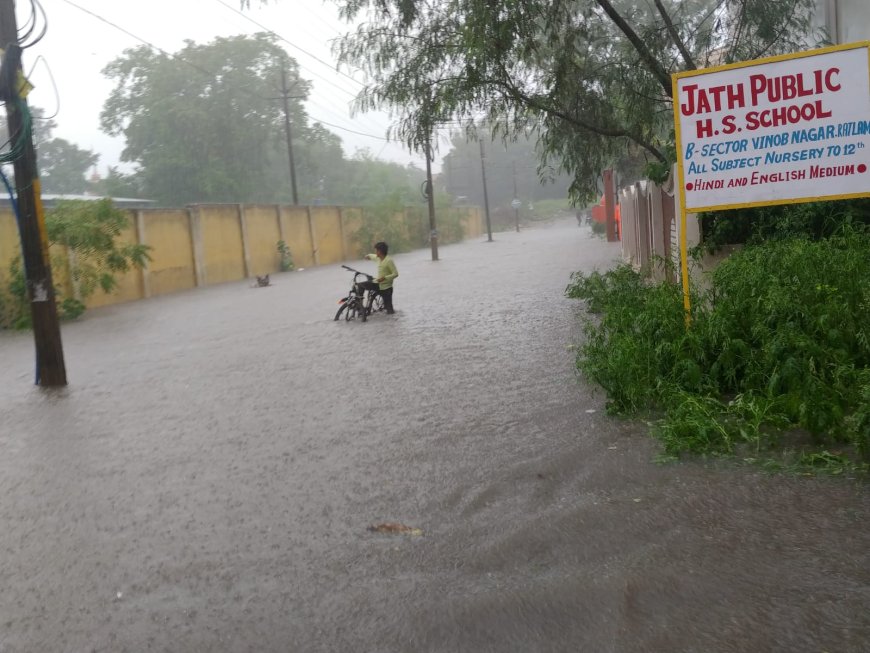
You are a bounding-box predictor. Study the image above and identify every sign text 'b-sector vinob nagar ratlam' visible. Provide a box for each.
[674,43,870,212]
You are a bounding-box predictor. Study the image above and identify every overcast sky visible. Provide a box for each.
[24,0,438,175]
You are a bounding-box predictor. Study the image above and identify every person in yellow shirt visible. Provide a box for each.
[361,241,398,314]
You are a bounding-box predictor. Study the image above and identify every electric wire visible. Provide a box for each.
[210,0,393,137]
[17,0,38,41]
[58,0,392,143]
[0,98,33,165]
[212,0,364,89]
[26,55,60,120]
[0,162,33,383]
[19,0,47,49]
[0,165,22,228]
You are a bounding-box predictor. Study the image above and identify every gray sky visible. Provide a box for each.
[25,0,437,175]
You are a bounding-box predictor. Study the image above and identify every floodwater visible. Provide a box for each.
[0,218,867,653]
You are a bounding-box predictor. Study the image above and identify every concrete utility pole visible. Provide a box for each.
[603,168,618,242]
[0,0,67,386]
[478,139,493,242]
[424,136,439,261]
[280,62,301,205]
[511,159,520,232]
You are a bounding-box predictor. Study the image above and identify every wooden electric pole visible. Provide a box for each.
[0,0,67,386]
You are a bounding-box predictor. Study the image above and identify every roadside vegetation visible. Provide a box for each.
[352,189,467,255]
[0,199,150,329]
[567,200,870,477]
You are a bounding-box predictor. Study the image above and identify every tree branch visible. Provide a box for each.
[653,0,696,70]
[594,0,673,97]
[483,75,666,162]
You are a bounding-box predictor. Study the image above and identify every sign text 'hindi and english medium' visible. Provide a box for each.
[674,43,870,212]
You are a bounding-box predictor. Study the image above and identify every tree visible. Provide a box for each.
[328,148,425,206]
[441,131,574,209]
[37,137,99,194]
[1,199,151,328]
[281,122,345,203]
[1,107,98,194]
[91,166,143,199]
[328,0,817,201]
[101,34,317,206]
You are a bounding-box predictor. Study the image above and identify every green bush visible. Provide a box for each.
[527,199,571,221]
[353,191,467,255]
[567,228,870,473]
[0,257,30,329]
[1,199,151,329]
[353,192,416,254]
[700,197,870,252]
[277,240,294,271]
[566,265,707,413]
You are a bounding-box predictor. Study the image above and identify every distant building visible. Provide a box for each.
[0,194,155,210]
[813,0,870,44]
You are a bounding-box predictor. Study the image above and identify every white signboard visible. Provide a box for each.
[673,43,870,212]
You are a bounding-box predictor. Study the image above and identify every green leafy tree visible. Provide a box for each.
[328,0,817,202]
[37,137,100,194]
[329,148,425,206]
[441,132,573,209]
[101,34,318,206]
[0,107,99,193]
[283,122,346,204]
[0,199,151,328]
[90,166,144,199]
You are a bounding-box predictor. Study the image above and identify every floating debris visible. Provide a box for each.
[367,522,423,536]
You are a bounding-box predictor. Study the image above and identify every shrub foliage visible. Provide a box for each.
[352,192,466,255]
[567,228,870,471]
[1,199,151,329]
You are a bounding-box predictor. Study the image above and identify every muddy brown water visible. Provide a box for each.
[1,219,867,652]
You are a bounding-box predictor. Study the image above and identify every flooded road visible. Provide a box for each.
[1,219,867,652]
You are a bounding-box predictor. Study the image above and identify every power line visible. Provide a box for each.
[211,0,393,137]
[212,0,364,89]
[58,0,391,142]
[295,0,347,39]
[314,117,395,141]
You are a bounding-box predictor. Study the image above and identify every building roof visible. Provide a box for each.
[0,193,156,209]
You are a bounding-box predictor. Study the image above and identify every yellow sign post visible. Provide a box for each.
[672,42,870,320]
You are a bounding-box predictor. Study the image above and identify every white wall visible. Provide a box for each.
[814,0,870,44]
